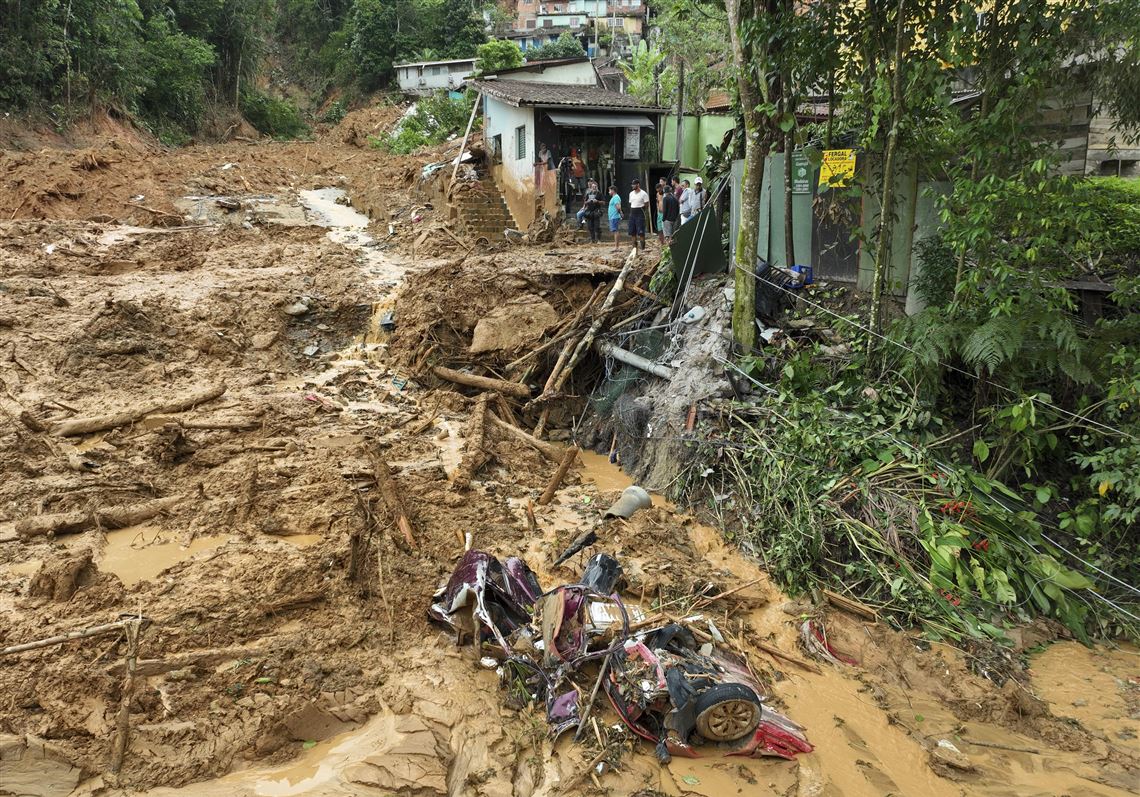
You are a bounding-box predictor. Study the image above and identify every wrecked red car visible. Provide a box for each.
[429,550,812,762]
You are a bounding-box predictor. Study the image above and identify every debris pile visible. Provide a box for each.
[430,550,813,765]
[388,247,669,441]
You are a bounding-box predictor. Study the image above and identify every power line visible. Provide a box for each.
[735,263,1137,441]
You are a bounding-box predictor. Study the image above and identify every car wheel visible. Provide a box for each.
[693,683,763,743]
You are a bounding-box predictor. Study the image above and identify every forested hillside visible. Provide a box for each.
[0,0,487,143]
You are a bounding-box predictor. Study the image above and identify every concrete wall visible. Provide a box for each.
[661,114,734,175]
[484,97,539,227]
[510,61,597,84]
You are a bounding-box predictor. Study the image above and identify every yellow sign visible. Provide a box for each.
[818,149,856,190]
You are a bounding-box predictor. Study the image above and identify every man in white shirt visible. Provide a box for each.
[627,179,650,250]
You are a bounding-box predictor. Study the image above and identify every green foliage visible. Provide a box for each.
[240,90,308,138]
[348,0,400,90]
[524,32,585,62]
[435,0,486,59]
[619,40,668,105]
[369,89,473,153]
[137,16,217,142]
[476,39,523,75]
[319,98,348,124]
[679,342,1136,643]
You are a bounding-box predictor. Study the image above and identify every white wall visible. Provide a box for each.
[514,61,597,85]
[396,61,476,94]
[483,97,539,227]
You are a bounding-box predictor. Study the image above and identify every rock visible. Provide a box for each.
[930,739,974,772]
[1072,698,1089,707]
[469,294,559,354]
[283,301,311,317]
[251,332,277,350]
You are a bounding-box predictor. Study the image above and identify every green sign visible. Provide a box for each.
[792,150,812,194]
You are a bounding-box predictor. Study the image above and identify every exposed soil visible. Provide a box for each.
[1,117,1137,797]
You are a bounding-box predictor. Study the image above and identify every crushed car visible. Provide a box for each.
[429,549,812,762]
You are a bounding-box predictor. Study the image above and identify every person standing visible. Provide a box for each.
[535,142,551,193]
[661,185,680,242]
[655,185,666,245]
[627,179,650,250]
[671,175,683,200]
[691,176,707,216]
[576,178,598,227]
[607,185,623,251]
[582,182,603,243]
[570,148,586,195]
[680,179,696,224]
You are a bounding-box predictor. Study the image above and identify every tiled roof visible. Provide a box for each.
[469,79,664,111]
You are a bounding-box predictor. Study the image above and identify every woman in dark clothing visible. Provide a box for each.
[583,183,604,243]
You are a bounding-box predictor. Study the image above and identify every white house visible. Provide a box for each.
[469,71,664,228]
[395,58,478,95]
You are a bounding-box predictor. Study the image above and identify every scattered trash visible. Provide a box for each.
[378,311,396,332]
[800,619,857,666]
[681,305,707,325]
[429,551,813,764]
[603,486,652,519]
[302,345,320,357]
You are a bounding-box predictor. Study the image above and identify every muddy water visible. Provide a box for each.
[96,525,234,586]
[1031,641,1139,754]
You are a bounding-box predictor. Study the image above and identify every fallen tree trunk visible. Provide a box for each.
[538,446,580,505]
[595,340,674,380]
[52,384,226,436]
[486,414,561,461]
[453,393,490,489]
[14,494,184,541]
[431,366,530,399]
[110,617,144,774]
[369,448,417,549]
[105,645,262,677]
[1,620,133,656]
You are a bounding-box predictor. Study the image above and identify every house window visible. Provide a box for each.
[515,125,527,161]
[542,18,553,27]
[526,18,536,28]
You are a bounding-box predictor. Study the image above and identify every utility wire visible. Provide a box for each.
[736,263,1137,441]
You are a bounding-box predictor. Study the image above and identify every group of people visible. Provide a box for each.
[575,174,710,250]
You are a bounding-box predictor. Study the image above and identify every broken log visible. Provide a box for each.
[822,589,879,622]
[525,499,538,535]
[538,446,580,505]
[110,617,144,773]
[52,384,227,436]
[105,646,262,677]
[369,447,417,549]
[453,393,490,489]
[533,248,637,439]
[486,414,561,461]
[14,494,184,541]
[595,340,673,380]
[756,640,822,675]
[1,620,134,656]
[431,366,530,399]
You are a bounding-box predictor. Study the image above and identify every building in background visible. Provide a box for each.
[394,58,477,95]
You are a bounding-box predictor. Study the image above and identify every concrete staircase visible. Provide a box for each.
[451,180,518,240]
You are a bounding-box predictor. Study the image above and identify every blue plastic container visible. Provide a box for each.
[791,264,814,287]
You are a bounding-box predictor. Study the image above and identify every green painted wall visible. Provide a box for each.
[661,114,735,175]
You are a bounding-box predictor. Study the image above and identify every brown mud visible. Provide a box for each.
[1,121,1137,797]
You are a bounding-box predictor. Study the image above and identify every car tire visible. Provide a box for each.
[693,683,763,743]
